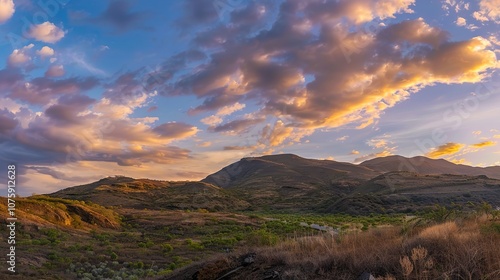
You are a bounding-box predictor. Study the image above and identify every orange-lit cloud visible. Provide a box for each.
[0,0,14,23]
[426,142,465,158]
[354,149,393,163]
[45,65,65,77]
[201,102,246,126]
[173,10,497,148]
[8,44,34,66]
[37,46,55,58]
[474,0,500,23]
[27,22,66,43]
[471,141,497,148]
[449,158,470,165]
[456,17,467,26]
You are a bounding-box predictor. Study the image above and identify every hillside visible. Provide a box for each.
[50,176,250,212]
[0,195,121,230]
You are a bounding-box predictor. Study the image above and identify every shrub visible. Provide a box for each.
[162,243,174,253]
[247,229,279,246]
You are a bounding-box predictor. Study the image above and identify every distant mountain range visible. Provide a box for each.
[360,155,500,179]
[48,154,500,214]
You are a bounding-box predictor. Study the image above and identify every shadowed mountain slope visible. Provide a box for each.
[360,155,500,179]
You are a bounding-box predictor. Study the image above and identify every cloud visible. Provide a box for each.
[354,149,393,163]
[260,120,294,147]
[450,158,470,165]
[201,102,246,126]
[0,109,18,133]
[471,140,497,148]
[0,0,15,23]
[45,65,65,77]
[152,122,198,139]
[367,135,393,149]
[474,0,500,23]
[223,145,254,151]
[259,120,313,147]
[350,150,360,155]
[472,130,482,135]
[67,52,107,76]
[37,46,55,58]
[306,0,415,25]
[473,11,490,22]
[426,142,465,158]
[201,115,223,126]
[208,118,265,134]
[336,136,349,141]
[456,16,467,26]
[26,22,66,43]
[0,68,23,92]
[0,76,199,170]
[197,141,212,147]
[8,44,34,66]
[9,76,99,104]
[160,2,497,148]
[93,0,148,32]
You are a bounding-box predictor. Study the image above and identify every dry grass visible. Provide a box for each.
[183,217,500,280]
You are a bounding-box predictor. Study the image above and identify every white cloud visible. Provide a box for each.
[27,22,65,43]
[456,17,466,26]
[473,11,489,21]
[477,0,500,23]
[201,102,246,126]
[0,0,15,24]
[8,44,34,66]
[36,46,55,58]
[336,136,349,141]
[216,102,246,116]
[201,115,223,126]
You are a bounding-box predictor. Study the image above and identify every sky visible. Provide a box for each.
[0,0,499,195]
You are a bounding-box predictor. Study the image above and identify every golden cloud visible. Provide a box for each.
[471,141,497,148]
[426,142,465,158]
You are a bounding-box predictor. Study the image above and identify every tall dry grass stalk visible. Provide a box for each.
[251,217,500,279]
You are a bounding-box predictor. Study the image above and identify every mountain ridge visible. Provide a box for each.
[46,154,500,214]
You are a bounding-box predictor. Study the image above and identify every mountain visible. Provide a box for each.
[50,176,249,211]
[360,155,500,179]
[200,154,500,213]
[202,153,379,189]
[201,154,380,210]
[47,154,500,214]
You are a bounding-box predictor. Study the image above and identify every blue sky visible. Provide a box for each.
[0,0,499,195]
